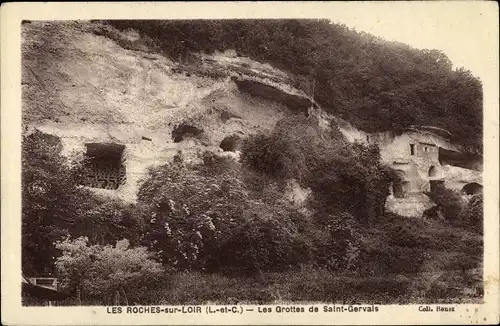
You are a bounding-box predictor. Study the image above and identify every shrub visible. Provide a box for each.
[461,194,483,234]
[312,212,361,270]
[138,149,368,273]
[200,150,239,175]
[241,116,393,223]
[55,237,164,304]
[138,159,320,273]
[240,133,306,181]
[427,186,466,223]
[138,162,248,270]
[213,200,301,273]
[307,144,393,223]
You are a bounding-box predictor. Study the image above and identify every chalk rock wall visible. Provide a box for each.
[441,165,483,192]
[22,21,305,202]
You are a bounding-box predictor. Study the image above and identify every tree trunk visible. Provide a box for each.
[114,290,120,305]
[121,286,129,306]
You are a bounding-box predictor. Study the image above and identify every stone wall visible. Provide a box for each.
[372,131,445,193]
[335,119,483,218]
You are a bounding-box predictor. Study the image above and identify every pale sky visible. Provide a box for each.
[325,1,498,84]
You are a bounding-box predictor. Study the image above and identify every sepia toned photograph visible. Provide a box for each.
[20,17,485,307]
[2,2,498,325]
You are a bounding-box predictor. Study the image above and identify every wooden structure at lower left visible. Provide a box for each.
[22,275,71,306]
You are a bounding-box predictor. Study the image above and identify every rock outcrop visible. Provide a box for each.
[22,21,482,212]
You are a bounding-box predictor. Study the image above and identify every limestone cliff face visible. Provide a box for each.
[22,21,310,202]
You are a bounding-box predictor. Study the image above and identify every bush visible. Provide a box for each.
[213,200,301,273]
[138,161,248,270]
[312,212,361,270]
[240,133,306,181]
[55,237,164,304]
[427,186,466,223]
[138,158,318,273]
[242,116,394,223]
[22,131,146,275]
[138,148,367,273]
[462,194,483,234]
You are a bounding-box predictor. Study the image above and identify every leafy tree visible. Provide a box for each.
[55,237,164,304]
[22,130,84,275]
[427,186,466,223]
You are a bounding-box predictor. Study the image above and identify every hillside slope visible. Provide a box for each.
[22,21,311,200]
[105,19,483,153]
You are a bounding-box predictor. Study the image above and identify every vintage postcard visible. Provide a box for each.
[1,1,499,325]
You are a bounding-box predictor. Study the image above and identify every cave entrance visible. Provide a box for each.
[462,183,483,195]
[219,135,241,152]
[393,181,411,198]
[430,180,445,192]
[172,123,203,143]
[392,170,409,198]
[83,143,126,190]
[393,183,404,198]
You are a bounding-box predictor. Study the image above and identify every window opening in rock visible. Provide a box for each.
[410,144,415,155]
[82,143,126,190]
[462,183,483,195]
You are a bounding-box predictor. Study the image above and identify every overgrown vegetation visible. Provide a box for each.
[23,120,482,305]
[241,115,395,223]
[22,131,145,276]
[22,19,484,304]
[137,132,363,273]
[426,184,483,234]
[54,237,163,305]
[426,185,466,224]
[103,19,483,153]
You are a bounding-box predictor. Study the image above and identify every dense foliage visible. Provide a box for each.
[22,131,145,276]
[22,19,484,304]
[462,193,483,234]
[55,237,163,304]
[104,19,483,153]
[241,115,396,223]
[137,149,362,274]
[426,185,466,223]
[22,126,482,304]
